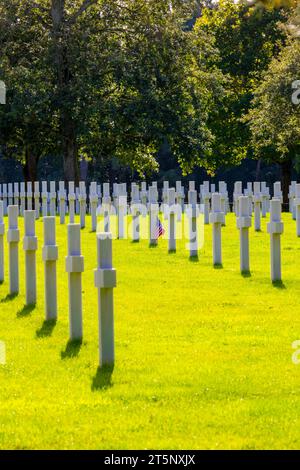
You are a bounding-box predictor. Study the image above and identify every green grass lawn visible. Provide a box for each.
[0,211,300,449]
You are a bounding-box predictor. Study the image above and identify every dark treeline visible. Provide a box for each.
[0,0,300,202]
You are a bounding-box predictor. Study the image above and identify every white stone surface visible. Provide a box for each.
[94,233,116,367]
[27,182,32,211]
[41,181,48,217]
[2,184,7,215]
[8,183,13,207]
[23,210,37,305]
[14,182,19,210]
[187,190,198,258]
[0,201,4,282]
[168,188,176,252]
[189,181,195,191]
[7,205,19,295]
[261,182,269,217]
[66,224,83,340]
[149,187,159,246]
[68,182,75,223]
[34,181,40,219]
[58,181,66,224]
[267,198,283,282]
[209,193,224,265]
[295,184,300,237]
[43,217,58,320]
[273,182,283,203]
[20,182,26,216]
[253,182,262,231]
[79,182,86,229]
[50,181,56,216]
[117,195,127,239]
[233,181,242,216]
[237,196,251,273]
[90,182,98,232]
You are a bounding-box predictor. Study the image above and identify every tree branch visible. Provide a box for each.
[68,0,100,24]
[30,2,49,14]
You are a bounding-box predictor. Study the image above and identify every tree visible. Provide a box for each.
[194,0,288,174]
[0,0,55,182]
[245,36,300,205]
[0,0,222,182]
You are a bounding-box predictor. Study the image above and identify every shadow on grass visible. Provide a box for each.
[149,244,158,249]
[241,270,251,278]
[189,255,199,263]
[213,263,223,269]
[272,280,286,289]
[0,281,4,286]
[17,304,36,318]
[168,249,176,254]
[61,339,82,359]
[36,319,57,338]
[91,365,114,391]
[1,293,18,303]
[131,240,140,244]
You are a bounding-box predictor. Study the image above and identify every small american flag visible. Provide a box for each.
[155,217,165,238]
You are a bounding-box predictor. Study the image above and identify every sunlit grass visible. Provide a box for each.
[0,212,300,449]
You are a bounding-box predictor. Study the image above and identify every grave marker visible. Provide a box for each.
[50,181,56,216]
[41,181,48,217]
[117,194,127,239]
[79,182,86,229]
[253,182,262,231]
[149,187,159,246]
[90,182,98,232]
[2,184,7,215]
[94,233,116,367]
[58,181,66,224]
[168,188,176,252]
[8,183,13,207]
[295,183,300,237]
[261,182,269,217]
[20,182,26,216]
[209,193,224,266]
[187,190,198,258]
[68,182,76,223]
[7,205,20,295]
[42,217,58,320]
[34,181,40,219]
[0,201,4,282]
[267,198,283,282]
[233,181,242,216]
[23,210,37,305]
[273,182,283,203]
[66,224,84,340]
[131,185,141,242]
[237,196,251,273]
[14,182,19,211]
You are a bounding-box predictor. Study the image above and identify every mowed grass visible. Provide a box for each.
[0,211,300,449]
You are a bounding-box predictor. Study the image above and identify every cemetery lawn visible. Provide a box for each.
[1,213,300,450]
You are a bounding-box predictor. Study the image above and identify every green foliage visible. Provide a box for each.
[195,0,288,173]
[245,37,300,164]
[0,0,54,166]
[0,0,222,179]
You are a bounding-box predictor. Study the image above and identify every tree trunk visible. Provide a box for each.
[255,158,261,181]
[63,116,79,184]
[23,148,39,183]
[281,159,292,212]
[51,0,79,184]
